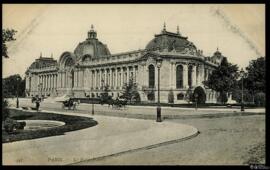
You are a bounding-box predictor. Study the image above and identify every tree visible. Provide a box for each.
[203,57,239,104]
[244,57,265,103]
[3,74,25,98]
[100,84,111,103]
[2,29,17,58]
[2,28,17,121]
[120,77,140,103]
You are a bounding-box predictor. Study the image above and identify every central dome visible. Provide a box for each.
[74,25,111,58]
[146,25,197,53]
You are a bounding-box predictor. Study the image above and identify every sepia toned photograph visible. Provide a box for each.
[2,4,266,165]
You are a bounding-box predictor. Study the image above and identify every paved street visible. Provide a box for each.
[4,98,266,165]
[76,115,265,165]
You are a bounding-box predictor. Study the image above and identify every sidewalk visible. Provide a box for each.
[3,110,198,165]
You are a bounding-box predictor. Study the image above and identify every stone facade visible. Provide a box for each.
[25,24,224,103]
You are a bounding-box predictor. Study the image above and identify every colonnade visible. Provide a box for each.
[38,73,58,92]
[56,65,139,91]
[88,65,138,90]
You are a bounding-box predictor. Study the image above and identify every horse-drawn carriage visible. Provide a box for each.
[105,98,128,109]
[53,95,77,110]
[62,98,78,110]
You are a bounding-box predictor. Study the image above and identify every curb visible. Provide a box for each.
[70,129,200,165]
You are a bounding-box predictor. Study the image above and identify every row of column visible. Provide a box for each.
[56,65,139,91]
[89,65,138,90]
[38,73,58,91]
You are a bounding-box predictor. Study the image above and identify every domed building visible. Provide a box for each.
[25,24,224,103]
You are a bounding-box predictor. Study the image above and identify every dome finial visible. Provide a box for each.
[217,47,219,51]
[163,22,166,31]
[88,24,97,39]
[51,53,53,58]
[177,25,180,34]
[40,52,42,58]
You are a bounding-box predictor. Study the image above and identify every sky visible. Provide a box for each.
[2,4,265,78]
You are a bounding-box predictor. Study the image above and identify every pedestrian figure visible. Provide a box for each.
[68,99,73,110]
[36,98,40,111]
[73,100,77,110]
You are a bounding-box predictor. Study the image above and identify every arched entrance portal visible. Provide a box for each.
[193,86,206,104]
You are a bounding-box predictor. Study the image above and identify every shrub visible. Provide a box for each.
[4,118,16,134]
[15,121,26,130]
[254,92,265,106]
[2,100,10,121]
[217,92,228,104]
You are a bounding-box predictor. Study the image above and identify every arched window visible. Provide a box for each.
[176,65,183,88]
[82,54,91,62]
[177,93,184,100]
[188,65,193,87]
[65,58,75,68]
[148,65,155,88]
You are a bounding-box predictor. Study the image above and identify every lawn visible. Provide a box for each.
[2,109,98,143]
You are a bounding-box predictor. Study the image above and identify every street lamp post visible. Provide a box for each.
[156,57,163,122]
[194,93,198,111]
[89,95,94,115]
[240,68,245,112]
[16,77,20,108]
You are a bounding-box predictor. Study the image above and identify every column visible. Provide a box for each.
[195,64,199,86]
[41,75,43,90]
[100,69,103,88]
[95,70,98,88]
[61,72,63,88]
[127,66,130,84]
[89,70,92,89]
[51,74,54,91]
[49,74,52,90]
[201,65,205,84]
[104,69,107,86]
[44,75,46,91]
[123,68,126,85]
[55,74,57,90]
[183,64,188,88]
[92,70,95,89]
[78,69,81,88]
[172,63,176,89]
[63,72,65,88]
[47,75,50,91]
[50,74,53,90]
[114,67,119,89]
[109,68,113,88]
[58,73,60,88]
[119,67,124,89]
[142,64,146,86]
[81,69,84,88]
[42,75,44,90]
[192,65,196,88]
[53,74,56,89]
